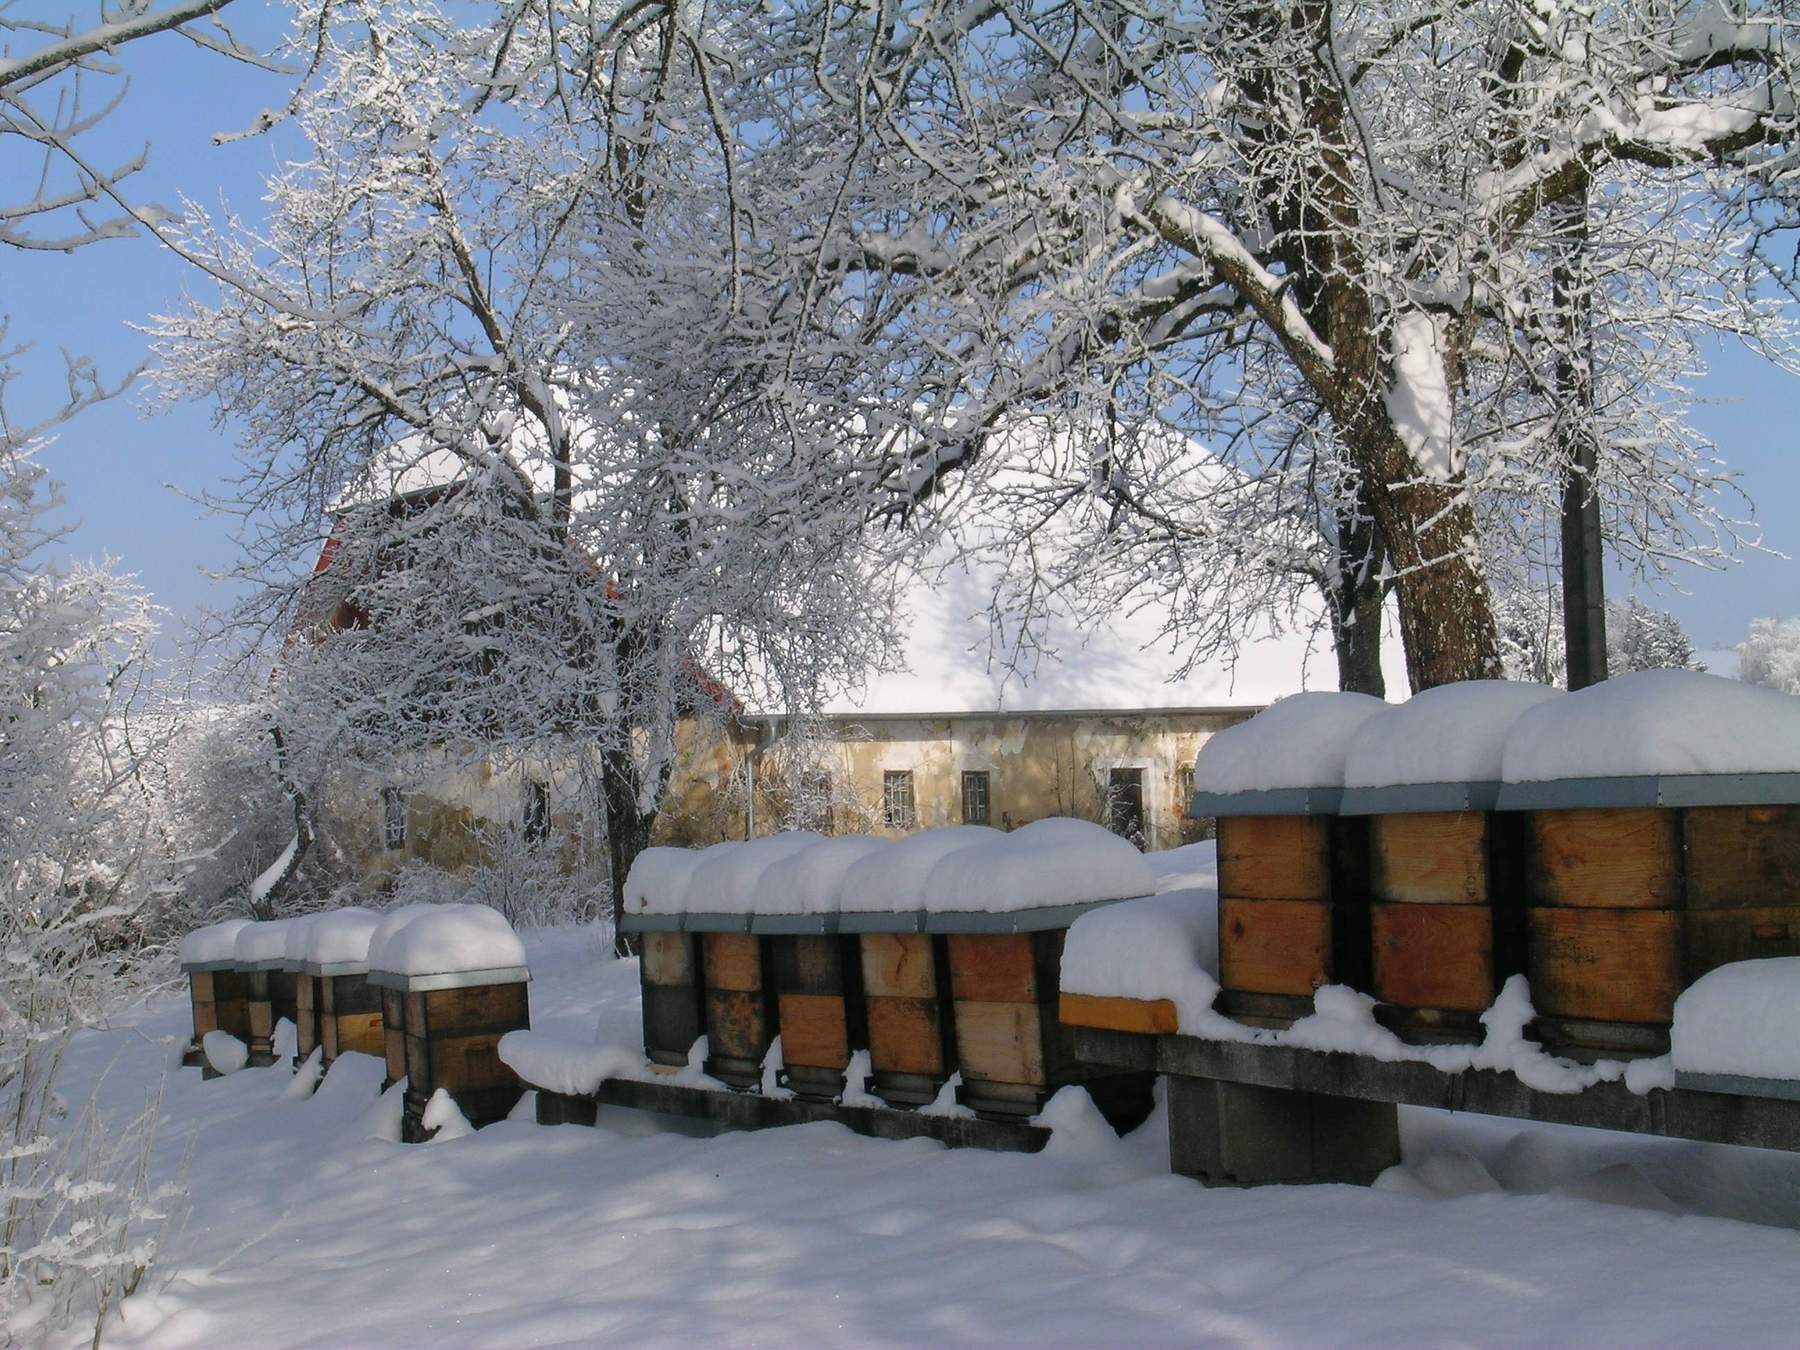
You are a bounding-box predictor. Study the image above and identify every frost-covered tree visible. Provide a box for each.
[151,2,907,908]
[1607,596,1706,674]
[1739,616,1800,694]
[755,0,1798,692]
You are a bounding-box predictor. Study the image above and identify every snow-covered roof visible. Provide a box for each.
[367,903,526,978]
[836,825,1003,914]
[1502,670,1800,783]
[924,817,1154,914]
[1345,681,1563,790]
[234,919,299,968]
[1190,691,1389,798]
[179,919,251,969]
[302,908,383,970]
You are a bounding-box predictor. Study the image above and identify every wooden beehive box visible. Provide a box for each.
[1495,670,1800,1060]
[178,919,253,1068]
[1499,781,1800,1058]
[1205,804,1370,1028]
[757,916,869,1103]
[633,922,708,1071]
[935,919,1075,1119]
[1339,790,1528,1044]
[853,922,959,1109]
[1191,692,1389,1030]
[295,908,386,1068]
[373,971,531,1140]
[232,920,302,1066]
[692,921,778,1091]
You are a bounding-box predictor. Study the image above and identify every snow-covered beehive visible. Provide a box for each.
[620,846,717,1071]
[838,825,1005,1108]
[1339,681,1562,1043]
[178,919,254,1068]
[293,908,385,1067]
[231,919,304,1065]
[751,836,892,1101]
[1189,692,1387,1029]
[922,819,1155,1118]
[1495,670,1800,1059]
[366,904,531,1139]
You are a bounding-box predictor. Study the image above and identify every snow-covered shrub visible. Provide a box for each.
[1738,618,1800,696]
[1606,598,1705,675]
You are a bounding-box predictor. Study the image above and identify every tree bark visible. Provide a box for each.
[1327,501,1387,697]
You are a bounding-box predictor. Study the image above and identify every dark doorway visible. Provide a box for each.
[1107,767,1146,848]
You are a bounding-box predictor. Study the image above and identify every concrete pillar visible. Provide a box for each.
[1167,1075,1400,1187]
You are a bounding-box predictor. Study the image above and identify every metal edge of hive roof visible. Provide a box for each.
[835,911,926,934]
[617,911,684,933]
[179,958,238,974]
[1186,786,1344,817]
[1338,781,1505,816]
[1675,1070,1800,1103]
[1493,772,1800,812]
[366,965,531,992]
[748,913,838,935]
[677,911,755,935]
[301,959,371,978]
[922,896,1127,934]
[238,957,292,972]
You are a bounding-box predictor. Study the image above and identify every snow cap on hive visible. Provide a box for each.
[835,825,1004,914]
[281,914,322,970]
[302,907,384,971]
[683,832,823,916]
[179,918,252,970]
[924,817,1154,915]
[623,844,722,916]
[1341,680,1563,812]
[367,903,525,978]
[751,835,890,916]
[234,918,299,969]
[1190,691,1388,804]
[1671,957,1800,1083]
[1502,670,1800,783]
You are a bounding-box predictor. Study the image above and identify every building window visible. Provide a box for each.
[1106,767,1146,848]
[882,770,916,830]
[1176,764,1195,815]
[381,787,407,850]
[961,770,991,826]
[523,779,550,843]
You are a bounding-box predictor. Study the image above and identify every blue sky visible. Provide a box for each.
[8,5,1796,663]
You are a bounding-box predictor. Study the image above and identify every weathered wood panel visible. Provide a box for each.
[1372,902,1493,1013]
[382,987,406,1084]
[1216,815,1330,901]
[1057,992,1179,1036]
[295,974,318,1058]
[946,932,1040,1003]
[423,982,530,1034]
[778,993,851,1071]
[641,929,698,983]
[1372,812,1488,905]
[866,996,950,1078]
[1685,805,1800,909]
[1529,808,1682,908]
[1685,906,1800,976]
[1528,907,1681,1025]
[329,1012,385,1060]
[860,932,938,998]
[952,1000,1047,1087]
[1219,898,1329,997]
[704,987,776,1089]
[702,933,763,993]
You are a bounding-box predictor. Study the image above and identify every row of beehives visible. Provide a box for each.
[1194,676,1800,1059]
[623,819,1159,1117]
[178,907,531,1137]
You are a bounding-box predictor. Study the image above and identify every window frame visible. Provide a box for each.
[882,769,917,830]
[961,769,991,826]
[381,786,407,851]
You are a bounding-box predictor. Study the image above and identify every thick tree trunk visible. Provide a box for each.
[1327,500,1387,697]
[1366,475,1503,691]
[600,743,657,956]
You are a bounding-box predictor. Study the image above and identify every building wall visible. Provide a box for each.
[655,708,1256,851]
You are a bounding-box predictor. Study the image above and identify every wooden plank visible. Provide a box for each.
[191,971,215,1001]
[946,933,1039,1003]
[1685,804,1800,909]
[1217,815,1330,901]
[641,982,705,1064]
[191,1000,218,1037]
[423,982,529,1033]
[705,988,773,1065]
[429,1032,518,1092]
[296,975,315,1013]
[953,999,1046,1087]
[702,933,764,993]
[860,932,937,999]
[1372,902,1493,1012]
[1685,906,1800,978]
[641,931,697,985]
[771,935,848,996]
[383,988,406,1083]
[1058,992,1179,1035]
[405,1031,431,1092]
[332,1011,385,1059]
[1529,808,1681,908]
[777,992,850,1069]
[866,996,950,1077]
[1527,907,1680,1024]
[1219,897,1329,997]
[1372,812,1489,905]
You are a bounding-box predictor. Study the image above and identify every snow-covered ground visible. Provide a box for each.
[53,926,1800,1347]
